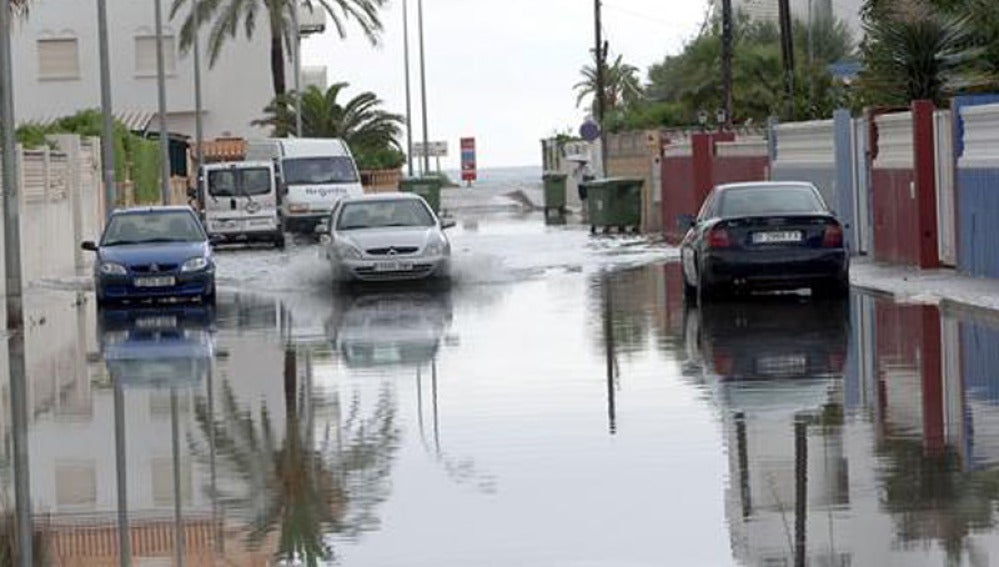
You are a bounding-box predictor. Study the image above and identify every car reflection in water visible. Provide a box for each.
[686,296,849,382]
[99,304,215,386]
[329,291,453,369]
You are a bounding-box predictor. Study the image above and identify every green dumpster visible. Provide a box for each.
[399,176,445,213]
[580,177,644,233]
[542,172,568,215]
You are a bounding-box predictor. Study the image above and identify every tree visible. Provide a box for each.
[639,12,854,127]
[190,360,400,565]
[254,83,405,170]
[574,54,645,115]
[858,5,986,106]
[169,0,388,97]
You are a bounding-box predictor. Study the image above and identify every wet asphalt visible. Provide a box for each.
[6,197,999,566]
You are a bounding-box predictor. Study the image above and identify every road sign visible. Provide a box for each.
[461,137,476,183]
[413,141,448,158]
[580,119,600,142]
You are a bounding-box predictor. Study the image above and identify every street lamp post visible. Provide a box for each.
[417,0,430,175]
[193,0,205,173]
[97,0,117,218]
[0,0,24,332]
[403,0,414,177]
[154,0,172,205]
[291,1,303,137]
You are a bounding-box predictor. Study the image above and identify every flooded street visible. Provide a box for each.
[7,190,999,566]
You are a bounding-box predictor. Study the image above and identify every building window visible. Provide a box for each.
[37,38,80,80]
[55,462,97,508]
[135,35,177,77]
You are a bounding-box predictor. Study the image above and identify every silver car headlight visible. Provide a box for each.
[100,262,127,276]
[425,242,444,257]
[336,241,363,260]
[181,257,210,272]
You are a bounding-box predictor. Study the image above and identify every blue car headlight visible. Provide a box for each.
[99,262,127,276]
[181,257,210,272]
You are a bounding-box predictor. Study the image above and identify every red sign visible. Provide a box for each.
[460,137,477,182]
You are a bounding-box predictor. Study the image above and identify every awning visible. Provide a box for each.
[21,109,158,133]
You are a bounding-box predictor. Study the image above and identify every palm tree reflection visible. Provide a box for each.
[189,348,400,565]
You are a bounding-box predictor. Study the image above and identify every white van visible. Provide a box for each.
[245,138,364,233]
[200,161,284,248]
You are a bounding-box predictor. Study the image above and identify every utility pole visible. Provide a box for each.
[97,0,116,218]
[154,0,172,205]
[193,0,205,173]
[0,9,30,566]
[291,1,303,137]
[807,0,814,117]
[1,0,24,332]
[594,0,607,176]
[417,0,430,175]
[778,0,796,120]
[720,0,734,130]
[403,0,414,177]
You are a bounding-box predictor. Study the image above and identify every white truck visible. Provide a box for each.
[245,138,364,234]
[200,161,285,248]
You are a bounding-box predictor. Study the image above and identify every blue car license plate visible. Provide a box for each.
[134,276,175,288]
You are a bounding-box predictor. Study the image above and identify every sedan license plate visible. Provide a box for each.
[753,231,802,244]
[374,261,413,273]
[134,276,176,288]
[756,354,807,376]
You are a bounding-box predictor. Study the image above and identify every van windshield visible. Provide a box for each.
[207,168,273,197]
[283,157,358,185]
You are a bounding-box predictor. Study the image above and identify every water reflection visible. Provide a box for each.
[328,292,453,369]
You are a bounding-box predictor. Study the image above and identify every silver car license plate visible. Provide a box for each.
[753,231,802,244]
[134,276,176,288]
[374,261,413,272]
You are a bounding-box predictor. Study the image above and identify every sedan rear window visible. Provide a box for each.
[102,211,206,246]
[718,185,826,217]
[337,200,435,230]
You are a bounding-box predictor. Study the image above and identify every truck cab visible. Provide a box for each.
[201,161,284,248]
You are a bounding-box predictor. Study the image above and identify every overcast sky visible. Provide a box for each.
[303,0,708,169]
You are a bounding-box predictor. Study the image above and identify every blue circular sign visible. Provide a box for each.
[580,119,601,142]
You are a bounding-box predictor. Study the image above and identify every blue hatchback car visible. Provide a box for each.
[82,206,217,306]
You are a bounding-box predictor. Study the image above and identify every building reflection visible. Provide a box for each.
[0,291,404,565]
[676,286,999,567]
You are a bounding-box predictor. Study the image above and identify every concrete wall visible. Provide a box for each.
[0,136,105,303]
[606,130,662,233]
[956,102,999,278]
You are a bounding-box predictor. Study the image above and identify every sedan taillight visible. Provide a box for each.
[822,223,844,248]
[707,227,732,249]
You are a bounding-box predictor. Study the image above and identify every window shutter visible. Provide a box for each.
[135,35,176,76]
[37,38,79,80]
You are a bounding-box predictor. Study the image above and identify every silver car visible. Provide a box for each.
[318,193,455,283]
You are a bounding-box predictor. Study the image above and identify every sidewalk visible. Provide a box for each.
[851,260,999,312]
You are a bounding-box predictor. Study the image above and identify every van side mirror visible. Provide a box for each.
[81,241,98,252]
[314,220,330,235]
[441,219,456,230]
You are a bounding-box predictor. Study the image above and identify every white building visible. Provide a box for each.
[10,0,328,140]
[713,0,864,42]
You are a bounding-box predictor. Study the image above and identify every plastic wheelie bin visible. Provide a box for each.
[542,172,568,216]
[579,177,644,234]
[399,176,445,213]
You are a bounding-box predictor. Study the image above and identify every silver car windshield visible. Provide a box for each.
[282,157,358,184]
[102,211,206,246]
[208,167,272,197]
[337,200,435,231]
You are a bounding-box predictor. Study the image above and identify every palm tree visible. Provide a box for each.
[169,0,388,97]
[256,83,402,143]
[189,365,400,565]
[574,54,645,114]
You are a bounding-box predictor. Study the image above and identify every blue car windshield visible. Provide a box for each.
[102,211,206,246]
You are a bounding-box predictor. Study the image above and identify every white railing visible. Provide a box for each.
[958,103,999,170]
[774,119,835,165]
[716,137,768,158]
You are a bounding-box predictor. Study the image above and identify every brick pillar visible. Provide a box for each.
[912,100,940,269]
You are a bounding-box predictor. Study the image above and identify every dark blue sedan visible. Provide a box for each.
[680,182,849,301]
[82,206,217,306]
